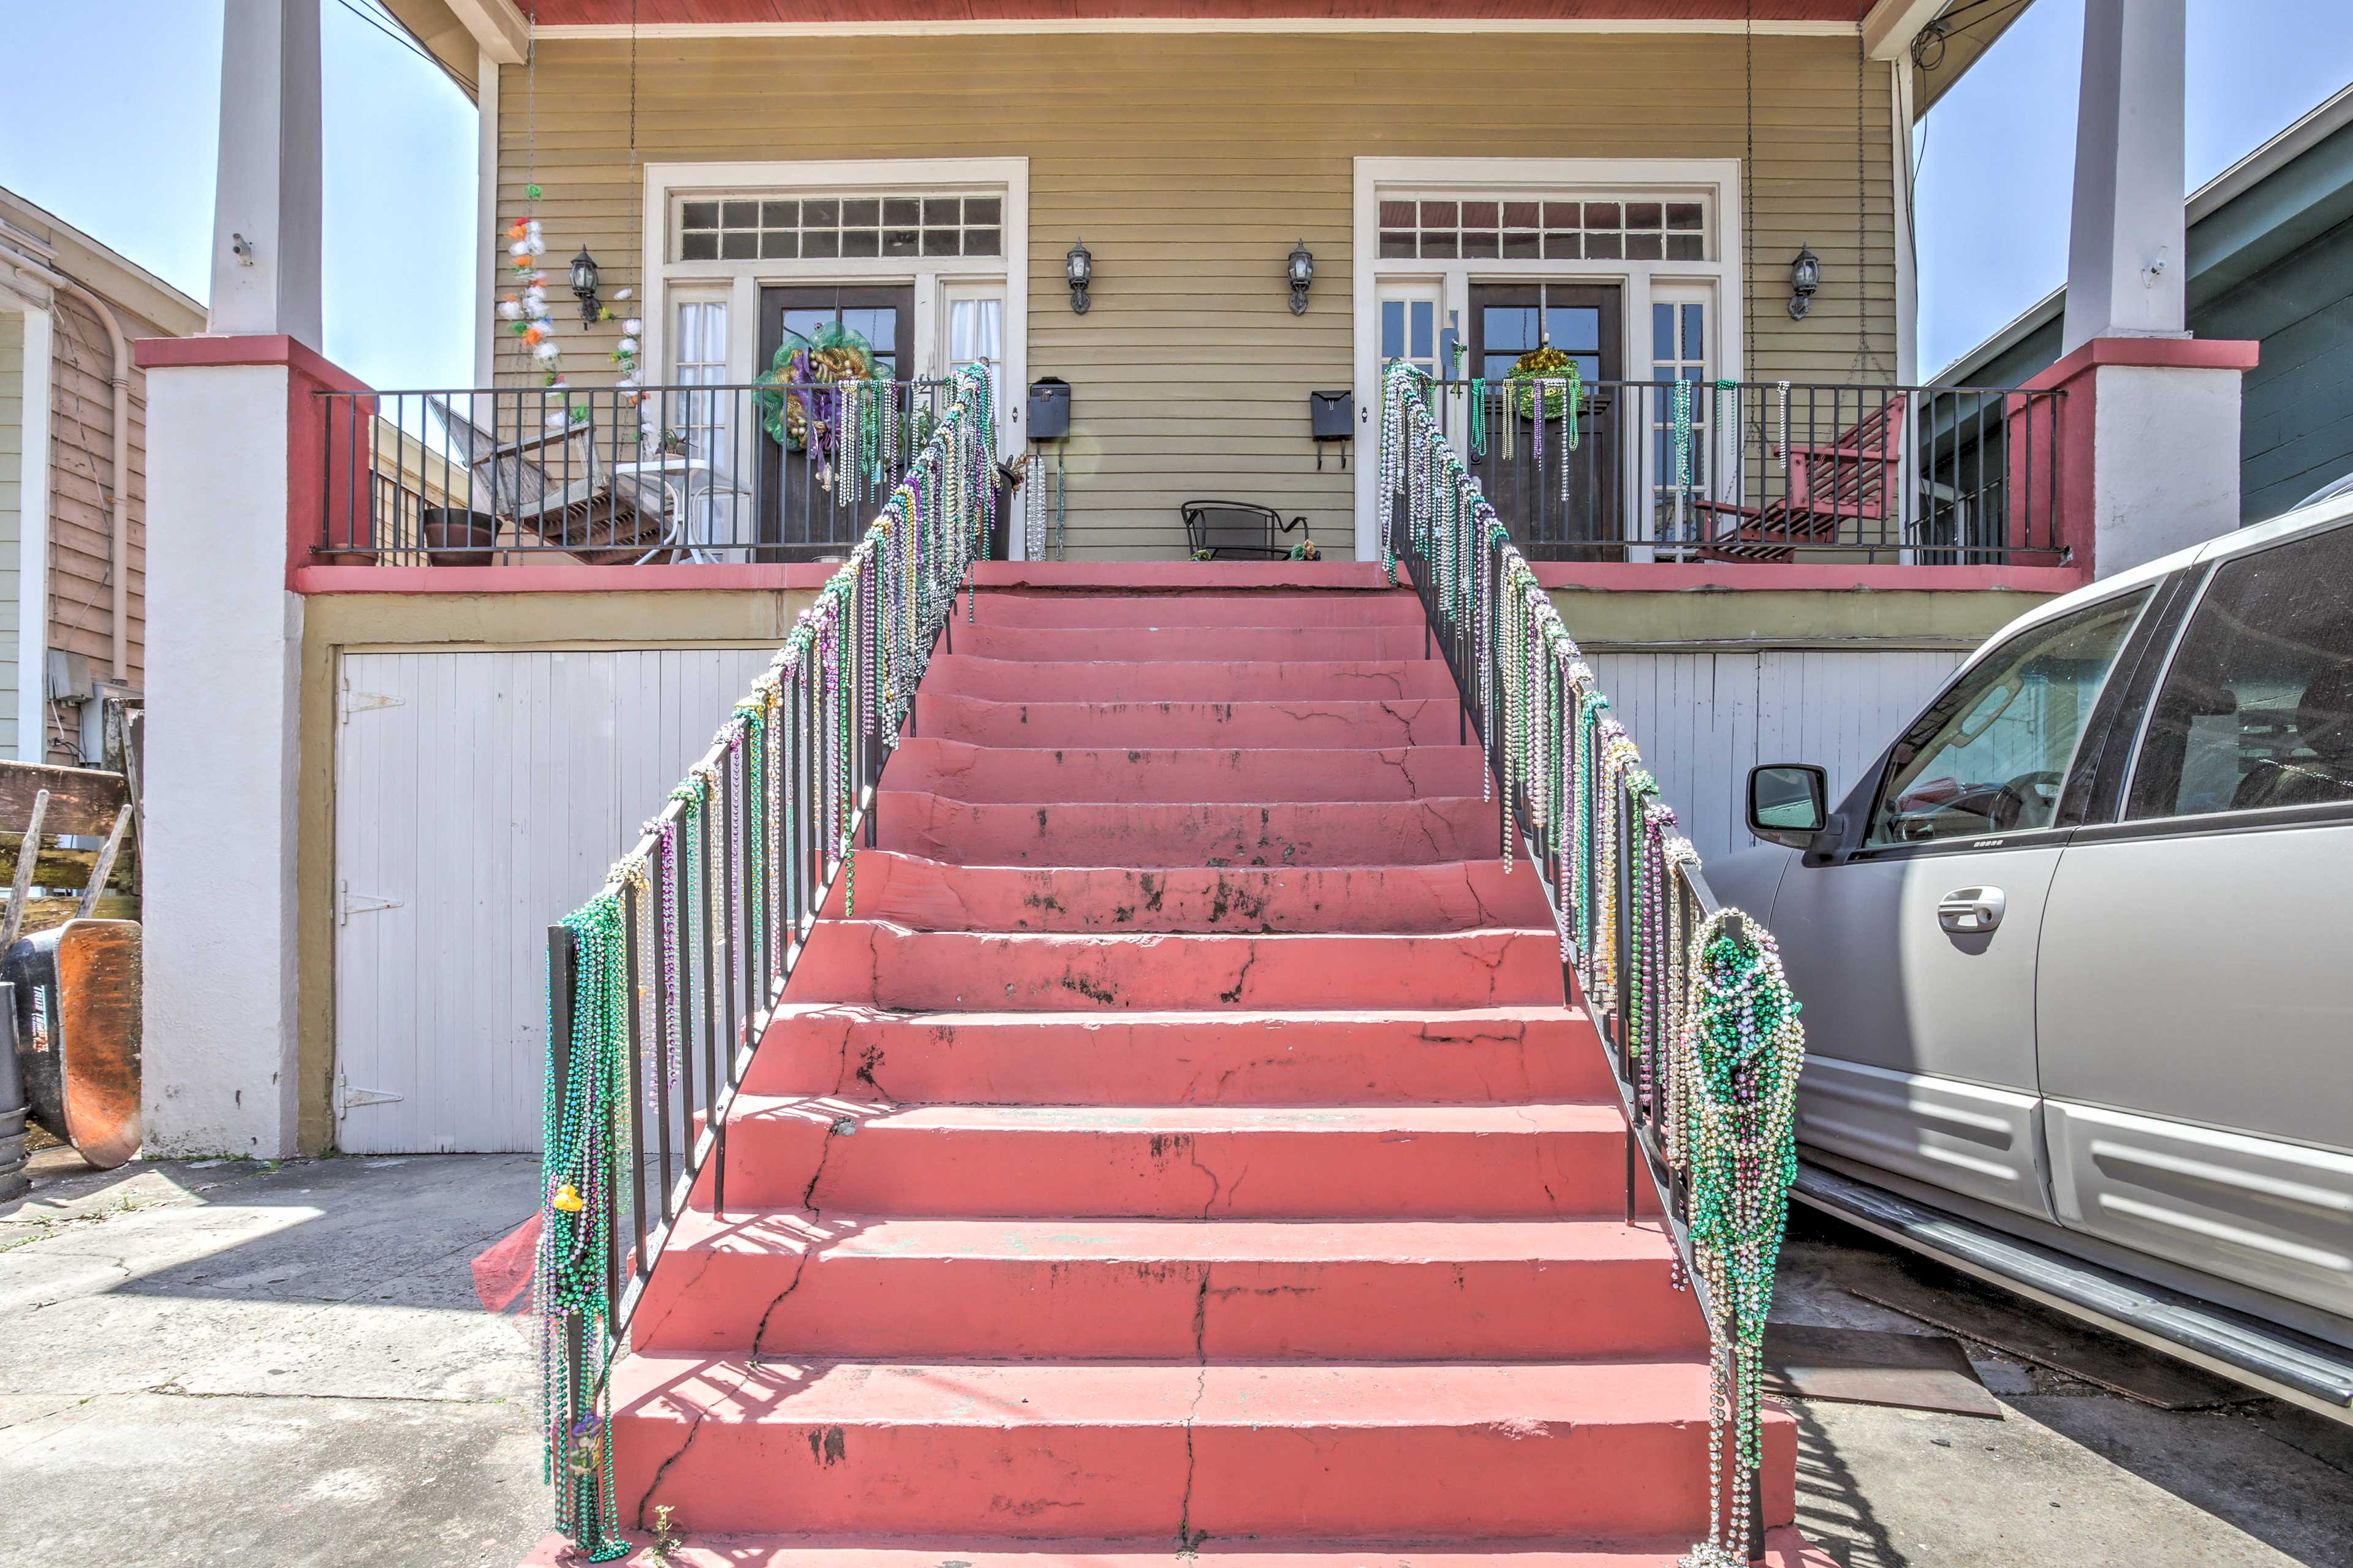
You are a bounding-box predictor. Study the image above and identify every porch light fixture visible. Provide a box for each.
[1787,245,1821,320]
[1287,239,1315,315]
[569,246,603,325]
[1066,238,1094,314]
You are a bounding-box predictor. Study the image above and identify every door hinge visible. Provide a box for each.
[340,680,403,724]
[336,1071,404,1118]
[338,879,404,925]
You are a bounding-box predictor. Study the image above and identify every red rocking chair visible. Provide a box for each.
[1691,393,1906,561]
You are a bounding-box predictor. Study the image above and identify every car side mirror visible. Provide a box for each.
[1749,763,1830,850]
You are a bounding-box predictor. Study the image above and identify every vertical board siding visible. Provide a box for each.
[499,32,1894,559]
[1588,646,1963,865]
[335,646,775,1153]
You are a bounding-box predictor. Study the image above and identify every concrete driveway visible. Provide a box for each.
[4,1151,2349,1566]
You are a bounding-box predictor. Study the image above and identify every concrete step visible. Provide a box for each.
[744,1004,1613,1105]
[630,1211,1705,1360]
[968,589,1426,629]
[912,693,1466,749]
[958,623,1435,663]
[873,792,1502,866]
[813,851,1556,935]
[524,1531,1834,1567]
[884,737,1491,803]
[788,922,1563,1012]
[709,1100,1634,1218]
[924,656,1458,704]
[607,1355,1798,1540]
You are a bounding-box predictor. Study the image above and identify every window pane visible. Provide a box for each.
[963,228,1001,257]
[1503,201,1540,228]
[761,200,798,227]
[884,227,920,257]
[1461,231,1499,259]
[950,297,1004,366]
[1461,201,1499,230]
[1379,232,1416,259]
[1682,303,1704,358]
[923,229,959,256]
[1545,306,1599,352]
[1502,230,1540,259]
[1665,202,1704,230]
[1409,301,1434,361]
[1653,302,1675,357]
[1868,591,2151,844]
[1381,300,1404,359]
[2128,526,2353,819]
[1626,202,1663,229]
[1583,202,1621,230]
[883,198,921,227]
[760,231,798,259]
[679,232,718,262]
[1666,233,1705,261]
[801,231,839,259]
[841,199,880,227]
[1624,233,1663,260]
[923,197,960,225]
[841,229,881,257]
[1420,232,1457,259]
[721,200,759,228]
[719,232,759,260]
[1584,233,1623,260]
[1543,232,1580,259]
[964,197,1002,226]
[1419,200,1458,227]
[681,201,719,230]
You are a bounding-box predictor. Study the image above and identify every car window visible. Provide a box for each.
[1865,589,2150,847]
[2125,523,2353,820]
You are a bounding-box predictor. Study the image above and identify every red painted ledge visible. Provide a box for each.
[293,562,851,594]
[2023,334,2260,392]
[134,331,369,393]
[1529,561,2091,593]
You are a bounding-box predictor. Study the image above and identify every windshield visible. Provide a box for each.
[1866,589,2151,846]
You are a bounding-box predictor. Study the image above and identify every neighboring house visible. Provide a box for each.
[0,189,204,763]
[1939,80,2353,524]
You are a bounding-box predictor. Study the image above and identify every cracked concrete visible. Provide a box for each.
[1,1146,545,1566]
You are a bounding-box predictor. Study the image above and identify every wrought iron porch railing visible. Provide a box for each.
[534,366,998,1559]
[1410,375,2065,566]
[1384,360,1808,1567]
[314,379,983,566]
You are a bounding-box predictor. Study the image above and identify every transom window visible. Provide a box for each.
[1378,196,1708,262]
[676,194,1003,262]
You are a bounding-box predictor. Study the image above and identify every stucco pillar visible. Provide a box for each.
[209,0,323,348]
[134,336,361,1157]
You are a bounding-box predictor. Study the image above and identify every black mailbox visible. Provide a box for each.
[1309,390,1353,441]
[1028,378,1071,439]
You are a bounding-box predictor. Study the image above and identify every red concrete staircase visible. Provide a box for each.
[592,583,1811,1566]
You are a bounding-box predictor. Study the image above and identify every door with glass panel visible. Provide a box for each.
[1467,284,1621,558]
[1766,588,2153,1221]
[1646,296,1716,552]
[757,284,914,558]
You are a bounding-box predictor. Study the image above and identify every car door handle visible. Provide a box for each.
[1938,886,2006,934]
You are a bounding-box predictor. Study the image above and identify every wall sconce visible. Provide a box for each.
[1787,244,1821,320]
[569,247,603,325]
[1066,238,1094,315]
[1287,239,1315,316]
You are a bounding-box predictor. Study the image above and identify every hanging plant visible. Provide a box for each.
[1506,345,1575,421]
[494,191,565,392]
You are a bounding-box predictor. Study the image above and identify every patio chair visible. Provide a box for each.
[1691,393,1907,562]
[1180,499,1314,560]
[430,396,680,566]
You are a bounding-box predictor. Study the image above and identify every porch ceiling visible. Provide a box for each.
[524,1,1870,23]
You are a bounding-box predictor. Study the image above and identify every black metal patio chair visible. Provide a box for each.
[1180,499,1313,560]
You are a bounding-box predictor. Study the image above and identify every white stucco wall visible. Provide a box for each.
[141,361,305,1157]
[2093,362,2245,577]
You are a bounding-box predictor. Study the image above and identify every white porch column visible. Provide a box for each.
[2061,0,2187,353]
[209,0,324,349]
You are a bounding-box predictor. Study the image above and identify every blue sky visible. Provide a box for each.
[4,1,2350,387]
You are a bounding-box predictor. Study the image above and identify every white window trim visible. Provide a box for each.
[640,156,1029,468]
[1351,156,1745,560]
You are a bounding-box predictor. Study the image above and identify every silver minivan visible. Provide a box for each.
[1713,501,2353,1419]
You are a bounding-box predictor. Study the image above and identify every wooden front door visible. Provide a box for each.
[1468,283,1622,559]
[756,284,915,558]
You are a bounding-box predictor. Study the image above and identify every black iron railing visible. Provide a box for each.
[316,379,980,565]
[1387,360,1805,1563]
[533,366,998,1555]
[1409,376,2065,564]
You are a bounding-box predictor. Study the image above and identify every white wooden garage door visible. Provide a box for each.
[333,647,776,1153]
[1588,648,1968,866]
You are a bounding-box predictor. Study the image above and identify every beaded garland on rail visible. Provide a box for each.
[1670,910,1805,1568]
[535,366,998,1558]
[1381,358,1805,1565]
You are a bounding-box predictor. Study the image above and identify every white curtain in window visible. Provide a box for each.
[949,296,1002,370]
